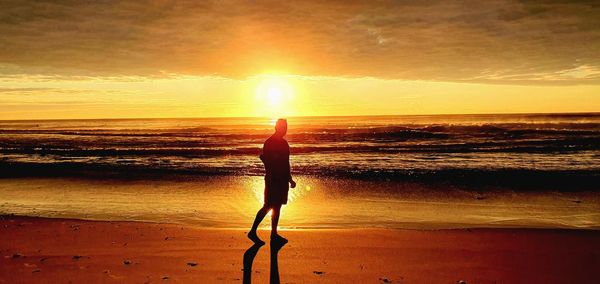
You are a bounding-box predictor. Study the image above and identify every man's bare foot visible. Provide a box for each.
[247,231,265,245]
[270,233,288,244]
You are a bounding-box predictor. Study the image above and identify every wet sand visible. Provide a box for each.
[1,216,599,283]
[2,177,598,230]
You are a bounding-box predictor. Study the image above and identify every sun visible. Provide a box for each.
[255,75,294,118]
[267,85,283,107]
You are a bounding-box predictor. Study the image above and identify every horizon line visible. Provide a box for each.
[1,111,599,122]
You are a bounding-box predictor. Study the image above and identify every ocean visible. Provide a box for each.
[0,113,598,186]
[0,113,598,229]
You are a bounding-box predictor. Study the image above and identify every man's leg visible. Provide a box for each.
[248,205,270,243]
[271,205,286,242]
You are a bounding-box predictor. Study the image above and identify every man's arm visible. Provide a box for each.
[288,161,294,182]
[289,168,296,188]
[260,142,271,174]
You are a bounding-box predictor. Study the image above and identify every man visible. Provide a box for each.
[248,118,296,244]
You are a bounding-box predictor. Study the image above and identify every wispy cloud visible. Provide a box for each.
[0,87,55,93]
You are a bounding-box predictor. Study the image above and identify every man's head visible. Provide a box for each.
[274,118,287,137]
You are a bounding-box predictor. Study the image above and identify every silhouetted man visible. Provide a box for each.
[248,119,296,244]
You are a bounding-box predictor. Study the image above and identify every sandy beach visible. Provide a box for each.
[1,215,599,283]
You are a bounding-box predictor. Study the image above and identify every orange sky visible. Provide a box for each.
[0,1,599,119]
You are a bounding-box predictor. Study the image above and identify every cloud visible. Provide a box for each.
[0,0,599,84]
[0,87,55,93]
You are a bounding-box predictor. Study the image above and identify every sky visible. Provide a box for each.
[0,0,599,119]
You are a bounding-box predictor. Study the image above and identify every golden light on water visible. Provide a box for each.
[287,186,304,203]
[249,177,310,224]
[251,178,265,205]
[249,177,311,206]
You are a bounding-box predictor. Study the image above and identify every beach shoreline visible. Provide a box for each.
[1,215,599,283]
[1,176,598,231]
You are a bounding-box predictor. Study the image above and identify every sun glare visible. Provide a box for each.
[255,76,294,118]
[267,85,283,106]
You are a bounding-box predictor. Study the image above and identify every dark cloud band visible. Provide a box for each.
[0,0,599,84]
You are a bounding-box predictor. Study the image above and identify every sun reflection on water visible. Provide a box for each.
[249,177,312,205]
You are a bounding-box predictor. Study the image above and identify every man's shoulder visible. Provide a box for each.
[264,136,275,146]
[264,136,288,147]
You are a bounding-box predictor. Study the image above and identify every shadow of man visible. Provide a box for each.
[243,240,287,284]
[270,240,286,284]
[243,243,263,284]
